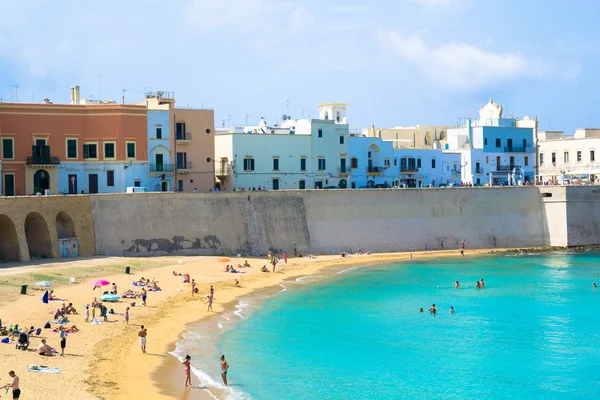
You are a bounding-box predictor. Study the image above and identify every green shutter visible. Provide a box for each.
[2,138,13,159]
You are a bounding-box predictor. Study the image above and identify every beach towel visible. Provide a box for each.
[50,321,68,325]
[28,365,61,374]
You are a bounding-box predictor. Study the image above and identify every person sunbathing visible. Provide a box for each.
[243,260,251,268]
[38,339,55,356]
[52,325,79,333]
[229,267,238,273]
[261,265,270,273]
[225,265,231,272]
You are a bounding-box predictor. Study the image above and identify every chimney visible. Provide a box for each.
[69,87,75,104]
[74,86,80,104]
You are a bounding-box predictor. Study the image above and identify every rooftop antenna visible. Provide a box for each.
[98,74,104,103]
[222,120,226,128]
[122,88,129,104]
[245,114,251,125]
[10,85,19,102]
[228,114,231,126]
[286,99,289,115]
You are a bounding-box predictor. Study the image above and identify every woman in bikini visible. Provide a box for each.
[183,355,192,387]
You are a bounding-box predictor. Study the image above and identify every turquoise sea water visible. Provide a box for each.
[178,253,600,399]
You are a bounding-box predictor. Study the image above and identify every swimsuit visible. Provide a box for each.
[13,388,21,398]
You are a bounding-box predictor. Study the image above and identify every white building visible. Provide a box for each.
[214,104,350,190]
[537,129,600,185]
[444,98,536,186]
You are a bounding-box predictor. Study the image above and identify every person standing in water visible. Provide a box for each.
[221,355,229,385]
[454,281,460,289]
[449,307,455,314]
[480,278,485,288]
[183,355,192,387]
[428,304,437,314]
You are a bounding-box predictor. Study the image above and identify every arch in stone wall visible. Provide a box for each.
[25,212,52,259]
[56,211,76,239]
[0,214,20,262]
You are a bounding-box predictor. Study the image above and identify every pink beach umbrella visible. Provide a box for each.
[91,279,110,288]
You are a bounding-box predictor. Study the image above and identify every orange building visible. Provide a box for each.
[0,102,148,195]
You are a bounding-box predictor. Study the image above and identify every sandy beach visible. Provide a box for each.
[0,249,496,399]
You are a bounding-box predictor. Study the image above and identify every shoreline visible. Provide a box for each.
[136,249,498,400]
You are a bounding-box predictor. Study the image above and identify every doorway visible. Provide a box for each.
[89,174,99,194]
[68,174,78,194]
[161,180,169,192]
[33,170,50,194]
[272,178,280,190]
[3,174,14,196]
[155,153,164,171]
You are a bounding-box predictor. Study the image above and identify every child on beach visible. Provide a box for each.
[125,307,130,324]
[91,306,96,321]
[183,355,192,387]
[84,306,90,322]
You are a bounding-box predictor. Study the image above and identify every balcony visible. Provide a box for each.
[367,166,383,176]
[150,163,175,175]
[400,166,419,173]
[496,165,521,172]
[504,146,534,153]
[215,167,229,178]
[26,156,60,166]
[177,161,193,174]
[474,168,484,175]
[176,132,192,145]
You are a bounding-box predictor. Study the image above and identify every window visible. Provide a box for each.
[431,158,436,169]
[523,139,527,148]
[551,152,556,164]
[524,156,529,167]
[577,151,582,162]
[540,153,544,165]
[393,158,398,167]
[35,139,46,146]
[126,142,136,159]
[66,139,77,159]
[339,136,344,144]
[564,151,569,163]
[485,156,489,164]
[106,170,115,187]
[591,150,595,162]
[384,158,390,167]
[300,158,307,171]
[104,142,115,159]
[351,157,358,168]
[495,138,501,148]
[156,127,162,139]
[318,129,323,138]
[417,158,422,168]
[318,158,326,170]
[134,180,141,187]
[484,138,488,146]
[2,138,14,159]
[243,158,255,171]
[273,158,279,171]
[299,180,306,189]
[83,143,98,159]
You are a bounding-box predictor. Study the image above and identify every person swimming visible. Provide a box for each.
[594,282,597,288]
[419,308,424,312]
[476,281,481,289]
[428,304,437,314]
[480,278,485,288]
[449,307,455,314]
[454,281,460,289]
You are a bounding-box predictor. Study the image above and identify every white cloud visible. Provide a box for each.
[379,30,579,90]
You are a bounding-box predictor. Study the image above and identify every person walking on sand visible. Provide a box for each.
[59,326,67,357]
[183,355,192,387]
[293,243,297,257]
[125,307,130,325]
[191,279,197,297]
[207,294,213,312]
[1,370,20,399]
[141,288,147,306]
[138,325,147,354]
[220,355,229,385]
[283,251,288,264]
[441,240,444,250]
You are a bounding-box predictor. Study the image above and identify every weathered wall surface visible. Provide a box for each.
[303,187,547,254]
[89,193,312,256]
[0,195,95,262]
[3,186,600,262]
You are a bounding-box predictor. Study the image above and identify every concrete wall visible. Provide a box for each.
[4,186,600,263]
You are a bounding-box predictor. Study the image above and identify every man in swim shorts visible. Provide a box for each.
[429,304,437,314]
[221,354,229,385]
[138,325,147,354]
[2,370,20,399]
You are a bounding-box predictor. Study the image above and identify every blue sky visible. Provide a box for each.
[0,0,596,132]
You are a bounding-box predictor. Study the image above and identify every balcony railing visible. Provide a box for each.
[338,167,348,174]
[474,168,484,174]
[400,166,419,173]
[496,165,521,172]
[26,156,60,165]
[504,146,534,153]
[176,132,192,142]
[150,163,175,173]
[367,166,383,173]
[176,161,193,170]
[215,167,229,177]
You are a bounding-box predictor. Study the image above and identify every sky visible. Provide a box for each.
[0,0,597,132]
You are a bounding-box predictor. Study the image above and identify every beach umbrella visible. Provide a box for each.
[218,257,231,263]
[35,281,53,287]
[91,279,110,287]
[99,293,121,302]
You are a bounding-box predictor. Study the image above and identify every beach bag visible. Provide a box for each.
[1,338,9,343]
[44,322,51,329]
